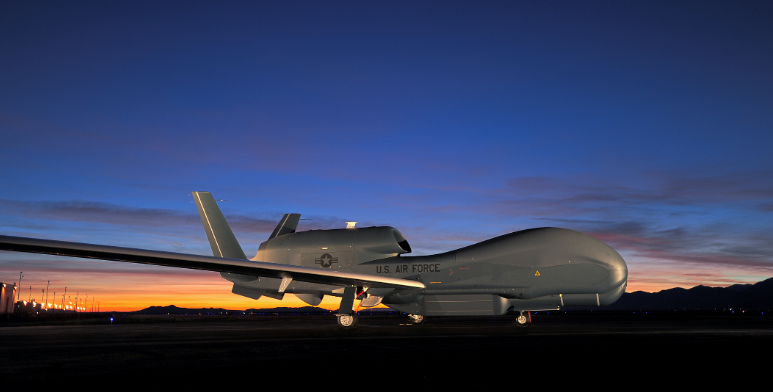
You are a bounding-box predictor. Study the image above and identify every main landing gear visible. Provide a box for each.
[515,311,531,327]
[408,314,424,325]
[336,286,361,328]
[336,314,359,328]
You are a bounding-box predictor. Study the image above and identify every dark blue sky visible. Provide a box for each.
[1,1,772,308]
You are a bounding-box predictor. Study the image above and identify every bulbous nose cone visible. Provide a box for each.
[598,245,628,305]
[606,248,628,286]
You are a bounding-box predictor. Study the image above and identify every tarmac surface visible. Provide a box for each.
[1,312,771,384]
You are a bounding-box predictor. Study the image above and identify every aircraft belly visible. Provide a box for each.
[508,295,562,311]
[384,292,575,315]
[423,294,496,316]
[288,281,339,294]
[386,293,554,316]
[383,302,423,314]
[234,277,338,294]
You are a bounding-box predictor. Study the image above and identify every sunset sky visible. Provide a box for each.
[1,1,772,311]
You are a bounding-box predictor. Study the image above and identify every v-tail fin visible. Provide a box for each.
[268,213,301,239]
[192,191,247,259]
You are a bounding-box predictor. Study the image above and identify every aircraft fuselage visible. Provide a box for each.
[224,226,628,316]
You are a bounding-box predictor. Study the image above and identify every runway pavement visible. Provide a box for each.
[1,312,770,383]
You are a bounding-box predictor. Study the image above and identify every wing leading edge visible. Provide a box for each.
[0,235,425,290]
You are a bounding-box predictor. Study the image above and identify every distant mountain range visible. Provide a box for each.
[135,277,773,314]
[134,305,345,315]
[135,305,233,315]
[599,277,773,310]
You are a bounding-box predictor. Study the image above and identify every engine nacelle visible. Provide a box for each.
[254,226,411,269]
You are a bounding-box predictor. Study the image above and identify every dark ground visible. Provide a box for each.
[1,312,770,385]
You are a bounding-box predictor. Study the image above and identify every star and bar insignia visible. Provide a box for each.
[315,253,338,268]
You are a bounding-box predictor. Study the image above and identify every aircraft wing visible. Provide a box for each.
[0,235,425,290]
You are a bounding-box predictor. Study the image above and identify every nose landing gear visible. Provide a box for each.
[515,310,531,327]
[408,314,424,325]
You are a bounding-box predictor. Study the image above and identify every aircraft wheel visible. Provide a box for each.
[408,314,424,325]
[337,314,357,328]
[515,314,529,327]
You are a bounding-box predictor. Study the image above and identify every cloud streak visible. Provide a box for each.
[0,198,271,231]
[0,198,357,234]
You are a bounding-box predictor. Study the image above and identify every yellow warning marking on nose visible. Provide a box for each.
[535,271,541,276]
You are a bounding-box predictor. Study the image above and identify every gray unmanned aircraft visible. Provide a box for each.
[0,191,628,327]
